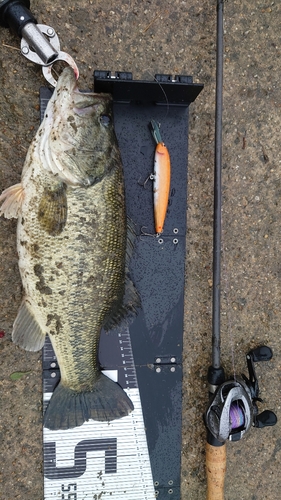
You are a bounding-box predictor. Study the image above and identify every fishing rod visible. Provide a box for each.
[204,1,277,498]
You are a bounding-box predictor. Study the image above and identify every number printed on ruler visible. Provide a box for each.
[61,483,77,500]
[43,393,155,500]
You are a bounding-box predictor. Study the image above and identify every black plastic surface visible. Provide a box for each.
[207,430,226,447]
[94,70,203,106]
[207,365,225,386]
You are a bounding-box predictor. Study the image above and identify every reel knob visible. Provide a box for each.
[248,346,273,363]
[254,410,277,429]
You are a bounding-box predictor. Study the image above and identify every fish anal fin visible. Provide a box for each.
[38,183,67,236]
[0,183,24,219]
[12,299,46,351]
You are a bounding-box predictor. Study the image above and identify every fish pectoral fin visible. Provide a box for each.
[46,135,95,187]
[38,183,67,236]
[0,183,24,219]
[12,299,46,351]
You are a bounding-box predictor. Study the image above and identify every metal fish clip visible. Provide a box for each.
[20,23,79,87]
[0,1,78,86]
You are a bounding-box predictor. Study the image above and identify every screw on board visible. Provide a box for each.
[154,355,177,373]
[155,355,177,364]
[47,27,55,37]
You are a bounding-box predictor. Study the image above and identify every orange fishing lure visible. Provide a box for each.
[150,120,171,235]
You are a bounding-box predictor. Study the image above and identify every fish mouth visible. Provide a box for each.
[54,66,79,94]
[72,89,111,116]
[54,66,110,115]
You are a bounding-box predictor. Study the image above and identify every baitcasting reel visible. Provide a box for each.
[204,346,277,443]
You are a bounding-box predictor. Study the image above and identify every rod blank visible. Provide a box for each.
[212,0,224,370]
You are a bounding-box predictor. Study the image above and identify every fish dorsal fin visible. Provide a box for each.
[103,218,140,331]
[0,183,24,219]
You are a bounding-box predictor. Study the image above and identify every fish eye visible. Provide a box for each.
[99,115,111,126]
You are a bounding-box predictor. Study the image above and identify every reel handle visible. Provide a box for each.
[255,409,277,428]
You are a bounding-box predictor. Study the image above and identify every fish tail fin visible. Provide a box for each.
[44,373,134,430]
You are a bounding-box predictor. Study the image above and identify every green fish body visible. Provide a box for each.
[0,68,137,430]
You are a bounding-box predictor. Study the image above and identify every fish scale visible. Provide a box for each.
[38,167,127,391]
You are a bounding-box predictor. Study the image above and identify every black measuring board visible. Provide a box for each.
[93,70,203,106]
[42,71,203,500]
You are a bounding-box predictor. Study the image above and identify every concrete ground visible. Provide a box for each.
[0,1,280,499]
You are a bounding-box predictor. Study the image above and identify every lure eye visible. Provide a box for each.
[99,115,111,126]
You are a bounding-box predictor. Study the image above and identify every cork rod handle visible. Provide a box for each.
[206,442,226,500]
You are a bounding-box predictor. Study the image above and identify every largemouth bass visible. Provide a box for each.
[0,67,138,430]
